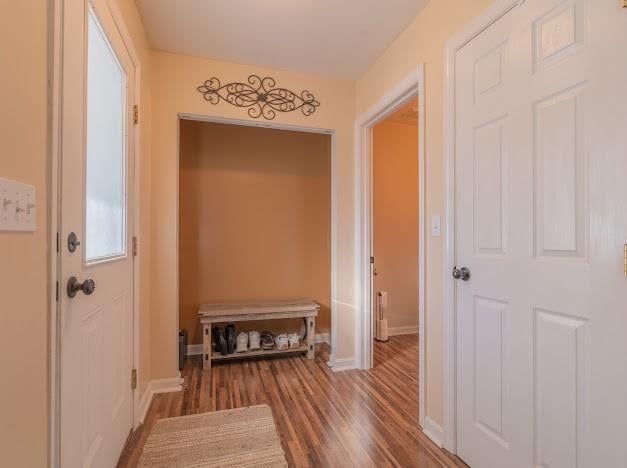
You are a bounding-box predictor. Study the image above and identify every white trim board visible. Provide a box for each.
[442,0,525,455]
[422,416,444,449]
[388,325,418,336]
[331,357,358,372]
[354,65,426,429]
[185,333,331,356]
[138,377,185,424]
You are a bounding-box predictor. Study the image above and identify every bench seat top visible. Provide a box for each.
[198,299,319,318]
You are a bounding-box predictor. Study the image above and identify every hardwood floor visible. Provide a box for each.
[118,335,465,467]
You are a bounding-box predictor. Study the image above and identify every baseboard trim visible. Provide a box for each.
[332,357,357,372]
[422,416,444,448]
[186,333,330,356]
[138,377,184,423]
[388,325,418,336]
[314,333,330,344]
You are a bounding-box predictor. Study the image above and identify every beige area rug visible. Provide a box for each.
[138,405,288,467]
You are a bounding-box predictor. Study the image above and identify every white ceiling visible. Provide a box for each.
[136,0,430,80]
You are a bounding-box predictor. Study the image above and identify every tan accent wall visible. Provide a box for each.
[372,118,419,331]
[0,2,49,465]
[356,0,492,425]
[179,121,331,344]
[150,51,355,380]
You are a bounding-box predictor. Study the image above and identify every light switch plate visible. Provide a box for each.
[431,215,441,237]
[0,177,36,232]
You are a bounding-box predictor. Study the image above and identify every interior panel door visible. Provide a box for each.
[454,1,627,467]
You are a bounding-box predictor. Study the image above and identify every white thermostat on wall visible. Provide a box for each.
[0,177,36,232]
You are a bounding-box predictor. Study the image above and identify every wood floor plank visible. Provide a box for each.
[117,335,466,468]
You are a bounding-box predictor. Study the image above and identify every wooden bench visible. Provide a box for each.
[198,299,319,371]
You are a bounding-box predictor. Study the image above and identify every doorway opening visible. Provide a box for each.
[371,101,419,367]
[177,118,334,370]
[355,65,425,427]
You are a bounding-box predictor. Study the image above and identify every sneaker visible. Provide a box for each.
[288,333,300,349]
[275,333,289,351]
[236,332,248,353]
[249,331,261,351]
[260,331,275,350]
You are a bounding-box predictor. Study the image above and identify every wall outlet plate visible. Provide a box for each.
[0,177,36,232]
[431,215,441,237]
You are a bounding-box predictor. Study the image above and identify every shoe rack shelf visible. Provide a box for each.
[211,345,310,362]
[198,299,319,372]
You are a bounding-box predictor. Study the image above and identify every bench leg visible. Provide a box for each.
[306,317,315,360]
[203,322,212,371]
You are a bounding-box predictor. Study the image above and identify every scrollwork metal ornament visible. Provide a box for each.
[197,75,320,120]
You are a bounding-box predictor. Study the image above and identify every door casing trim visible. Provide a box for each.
[354,64,426,428]
[49,0,143,466]
[442,0,528,454]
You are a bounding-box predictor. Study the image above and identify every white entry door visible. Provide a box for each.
[454,1,627,467]
[59,0,135,467]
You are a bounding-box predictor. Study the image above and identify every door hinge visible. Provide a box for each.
[133,105,139,125]
[56,281,59,302]
[56,232,60,253]
[131,369,137,390]
[132,236,138,257]
[370,256,375,264]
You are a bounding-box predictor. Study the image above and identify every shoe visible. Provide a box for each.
[212,327,222,353]
[249,331,261,351]
[236,332,248,353]
[225,324,236,354]
[218,333,228,356]
[288,333,300,349]
[299,318,307,341]
[260,331,275,350]
[275,333,289,351]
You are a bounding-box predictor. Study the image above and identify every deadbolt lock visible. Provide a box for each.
[67,232,81,253]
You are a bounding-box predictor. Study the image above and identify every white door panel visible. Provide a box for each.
[455,1,627,467]
[59,0,135,466]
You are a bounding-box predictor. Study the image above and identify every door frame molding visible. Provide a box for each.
[442,0,527,453]
[49,0,143,465]
[354,65,426,425]
[175,113,339,369]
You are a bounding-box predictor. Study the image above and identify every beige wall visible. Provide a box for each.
[356,0,492,426]
[150,51,356,380]
[0,1,49,466]
[373,119,419,330]
[179,121,331,343]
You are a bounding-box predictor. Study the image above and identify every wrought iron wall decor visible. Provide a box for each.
[196,75,320,120]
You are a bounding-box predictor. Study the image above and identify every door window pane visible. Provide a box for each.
[85,10,126,261]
